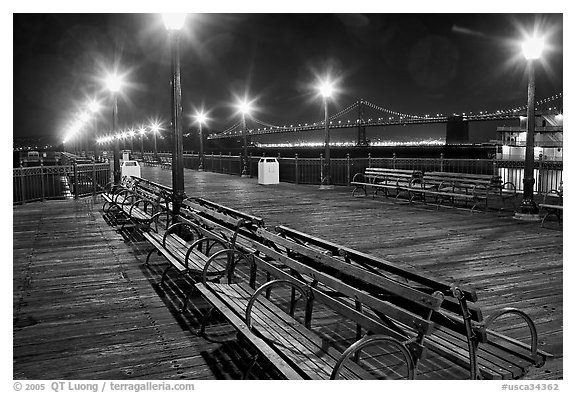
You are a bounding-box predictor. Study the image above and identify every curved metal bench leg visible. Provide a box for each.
[197,306,216,337]
[145,248,159,265]
[180,282,197,313]
[242,353,259,380]
[160,264,174,285]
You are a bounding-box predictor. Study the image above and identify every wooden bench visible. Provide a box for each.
[539,189,562,227]
[142,212,238,310]
[101,176,171,231]
[272,224,553,379]
[195,226,440,379]
[351,168,423,200]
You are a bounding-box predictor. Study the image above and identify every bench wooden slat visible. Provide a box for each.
[194,283,304,380]
[208,282,375,380]
[276,225,479,304]
[256,228,443,311]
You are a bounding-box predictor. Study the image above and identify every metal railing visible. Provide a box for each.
[13,161,111,204]
[138,151,563,195]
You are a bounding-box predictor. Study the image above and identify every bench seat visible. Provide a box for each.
[198,281,381,380]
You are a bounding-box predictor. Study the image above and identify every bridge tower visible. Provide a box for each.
[446,116,469,144]
[357,100,368,146]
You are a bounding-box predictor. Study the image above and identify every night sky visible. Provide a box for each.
[12,12,563,146]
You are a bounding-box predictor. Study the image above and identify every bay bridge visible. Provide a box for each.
[207,93,563,145]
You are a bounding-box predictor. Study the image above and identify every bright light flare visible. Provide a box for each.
[105,73,123,92]
[318,80,334,98]
[522,36,545,60]
[162,13,187,30]
[138,127,146,135]
[237,99,253,116]
[87,100,100,113]
[150,122,161,133]
[195,111,208,125]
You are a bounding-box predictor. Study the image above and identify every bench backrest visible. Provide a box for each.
[365,168,423,182]
[424,171,502,190]
[194,197,265,227]
[273,224,486,342]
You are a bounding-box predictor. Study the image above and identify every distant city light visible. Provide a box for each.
[253,138,445,149]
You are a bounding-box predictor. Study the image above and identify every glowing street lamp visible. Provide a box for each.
[319,79,335,190]
[162,13,187,216]
[128,129,135,152]
[105,72,124,184]
[238,99,252,177]
[150,122,161,159]
[516,35,545,219]
[195,111,208,171]
[138,126,146,159]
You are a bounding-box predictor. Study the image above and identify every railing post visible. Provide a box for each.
[229,152,232,174]
[40,158,45,201]
[440,153,444,172]
[346,153,351,186]
[537,153,543,194]
[295,153,299,184]
[368,153,372,168]
[239,154,243,177]
[392,153,396,169]
[250,152,253,177]
[73,161,78,200]
[20,161,26,205]
[92,159,97,196]
[492,157,498,177]
[320,153,324,184]
[219,152,223,173]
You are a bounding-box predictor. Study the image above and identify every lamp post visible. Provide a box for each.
[129,129,135,153]
[238,100,251,178]
[105,73,122,184]
[79,111,90,158]
[516,36,544,219]
[139,126,146,160]
[163,13,187,216]
[88,100,100,161]
[319,80,334,190]
[150,122,160,159]
[195,111,207,171]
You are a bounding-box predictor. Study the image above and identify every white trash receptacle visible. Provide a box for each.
[258,157,279,185]
[121,160,141,178]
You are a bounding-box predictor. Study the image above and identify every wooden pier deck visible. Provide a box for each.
[13,166,563,380]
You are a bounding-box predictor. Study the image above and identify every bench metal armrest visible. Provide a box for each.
[149,210,171,232]
[543,189,562,205]
[163,222,202,247]
[184,236,229,270]
[351,172,365,183]
[201,249,250,285]
[330,334,415,380]
[484,307,548,367]
[502,181,517,194]
[245,279,313,330]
